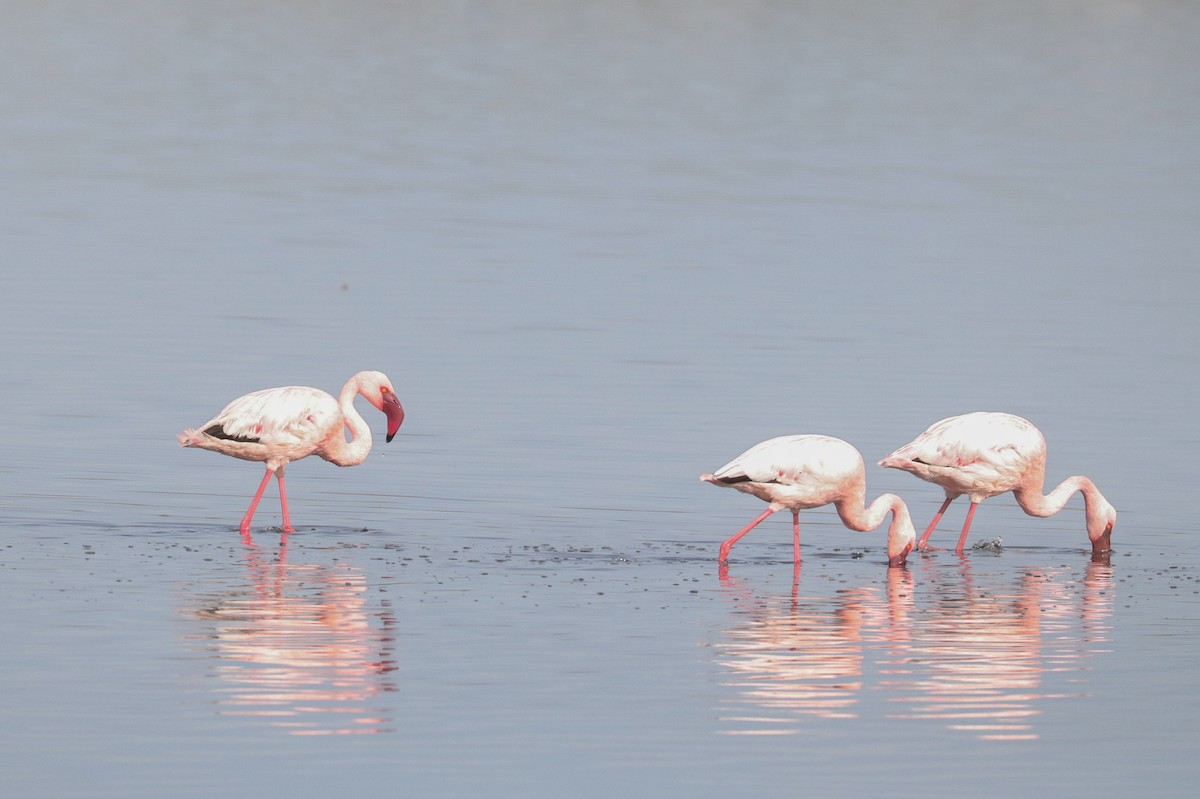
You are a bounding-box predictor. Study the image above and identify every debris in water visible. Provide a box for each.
[972,537,1003,552]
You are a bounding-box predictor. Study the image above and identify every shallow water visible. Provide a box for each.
[2,1,1199,797]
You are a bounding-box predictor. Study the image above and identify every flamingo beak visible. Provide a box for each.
[888,542,912,568]
[1090,522,1113,555]
[383,391,405,442]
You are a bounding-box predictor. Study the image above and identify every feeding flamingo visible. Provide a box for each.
[879,411,1115,554]
[700,435,915,567]
[178,370,404,534]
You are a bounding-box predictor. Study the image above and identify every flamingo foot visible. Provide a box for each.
[238,469,274,538]
[715,507,776,564]
[275,468,295,534]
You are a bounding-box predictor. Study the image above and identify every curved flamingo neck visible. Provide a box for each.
[835,489,915,557]
[1014,475,1096,518]
[836,490,888,532]
[1014,473,1115,542]
[325,379,373,467]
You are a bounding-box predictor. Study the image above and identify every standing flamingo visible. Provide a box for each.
[178,370,404,534]
[700,435,915,567]
[879,412,1115,554]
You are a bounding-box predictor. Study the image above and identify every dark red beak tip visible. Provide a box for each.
[382,393,404,443]
[888,543,913,568]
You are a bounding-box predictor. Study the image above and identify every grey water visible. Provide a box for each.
[2,1,1198,796]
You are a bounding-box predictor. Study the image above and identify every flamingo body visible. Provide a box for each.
[701,435,914,567]
[880,412,1115,554]
[178,370,404,534]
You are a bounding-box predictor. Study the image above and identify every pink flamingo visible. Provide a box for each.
[879,412,1115,554]
[178,371,404,534]
[700,435,915,567]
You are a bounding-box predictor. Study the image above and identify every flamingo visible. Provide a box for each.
[879,412,1115,554]
[700,435,915,567]
[178,371,405,534]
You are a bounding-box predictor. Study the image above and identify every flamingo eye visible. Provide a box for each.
[381,387,390,394]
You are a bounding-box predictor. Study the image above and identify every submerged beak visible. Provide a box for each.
[383,391,405,442]
[888,542,912,568]
[1090,522,1113,555]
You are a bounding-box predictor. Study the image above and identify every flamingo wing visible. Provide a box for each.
[713,435,852,487]
[886,413,1042,494]
[202,386,341,448]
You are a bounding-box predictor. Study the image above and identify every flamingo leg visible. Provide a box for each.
[275,465,296,534]
[917,496,955,549]
[792,510,801,564]
[718,507,776,562]
[240,468,275,535]
[955,502,979,554]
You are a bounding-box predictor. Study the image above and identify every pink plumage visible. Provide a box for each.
[178,370,404,534]
[700,434,915,567]
[880,412,1115,554]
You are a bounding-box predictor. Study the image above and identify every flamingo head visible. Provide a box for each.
[887,526,915,567]
[888,541,913,568]
[356,371,405,443]
[1087,496,1116,554]
[886,496,917,568]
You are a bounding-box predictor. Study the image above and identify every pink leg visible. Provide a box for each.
[917,496,955,549]
[240,468,275,534]
[718,507,776,562]
[955,502,979,554]
[792,510,801,564]
[275,466,296,533]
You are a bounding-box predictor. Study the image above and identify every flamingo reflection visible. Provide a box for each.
[182,533,399,736]
[714,567,915,733]
[885,555,1113,741]
[713,554,1112,740]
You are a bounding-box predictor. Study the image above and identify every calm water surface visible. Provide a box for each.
[2,1,1198,797]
